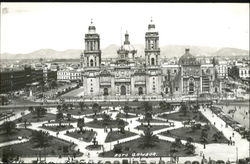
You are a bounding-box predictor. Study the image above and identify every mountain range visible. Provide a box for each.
[1,45,249,59]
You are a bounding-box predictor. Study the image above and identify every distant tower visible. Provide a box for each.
[84,19,101,68]
[145,17,160,66]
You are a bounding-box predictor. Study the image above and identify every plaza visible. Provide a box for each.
[0,98,249,164]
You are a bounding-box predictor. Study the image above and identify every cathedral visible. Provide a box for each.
[80,19,221,97]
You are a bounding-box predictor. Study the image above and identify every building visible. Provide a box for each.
[81,19,220,97]
[0,66,44,94]
[239,66,250,79]
[57,69,81,82]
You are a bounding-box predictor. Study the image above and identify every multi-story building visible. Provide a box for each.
[57,69,81,82]
[239,66,250,79]
[81,19,221,97]
[0,66,44,94]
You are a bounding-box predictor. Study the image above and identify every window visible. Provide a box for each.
[90,59,94,67]
[151,58,155,65]
[176,87,178,91]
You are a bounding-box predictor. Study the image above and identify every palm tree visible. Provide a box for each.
[32,107,47,121]
[2,121,16,134]
[102,113,111,124]
[28,106,34,113]
[175,138,182,148]
[24,118,28,129]
[118,119,125,133]
[57,105,61,111]
[140,127,159,148]
[145,112,152,126]
[30,130,52,162]
[66,113,71,121]
[31,130,51,148]
[180,102,188,116]
[142,102,152,114]
[56,112,64,127]
[92,103,99,116]
[170,141,178,154]
[79,101,85,112]
[185,143,195,154]
[123,105,130,118]
[77,118,85,132]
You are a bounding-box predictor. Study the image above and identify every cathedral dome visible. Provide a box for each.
[179,49,200,65]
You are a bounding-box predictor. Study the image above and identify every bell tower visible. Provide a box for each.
[145,18,160,66]
[84,19,101,68]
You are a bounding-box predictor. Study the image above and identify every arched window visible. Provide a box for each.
[151,58,155,65]
[189,82,194,94]
[121,85,126,95]
[90,59,94,67]
[138,87,143,95]
[104,88,108,96]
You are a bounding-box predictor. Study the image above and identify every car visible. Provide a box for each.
[80,160,86,164]
[97,160,103,164]
[150,161,156,164]
[141,160,147,164]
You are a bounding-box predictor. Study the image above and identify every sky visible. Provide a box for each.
[1,3,249,54]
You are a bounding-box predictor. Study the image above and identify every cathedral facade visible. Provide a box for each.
[80,20,220,97]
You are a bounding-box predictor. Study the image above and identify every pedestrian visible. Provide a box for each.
[232,133,234,137]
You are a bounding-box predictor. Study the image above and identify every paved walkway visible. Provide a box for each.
[0,105,249,163]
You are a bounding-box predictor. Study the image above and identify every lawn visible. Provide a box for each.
[40,125,74,132]
[105,130,138,143]
[85,120,128,129]
[62,107,105,116]
[137,118,168,123]
[159,111,208,123]
[116,112,137,119]
[0,136,82,157]
[0,128,33,143]
[100,138,195,157]
[18,113,57,123]
[65,130,96,142]
[160,125,229,144]
[135,125,170,132]
[127,107,171,115]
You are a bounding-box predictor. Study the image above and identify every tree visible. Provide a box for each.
[114,144,122,153]
[77,118,85,132]
[32,107,47,121]
[118,119,125,133]
[66,113,71,121]
[186,137,194,144]
[31,130,51,162]
[31,130,51,148]
[102,113,111,124]
[180,102,188,116]
[170,141,178,154]
[142,102,152,114]
[57,105,61,111]
[28,106,34,113]
[140,127,159,148]
[145,112,152,126]
[123,105,130,118]
[24,118,28,129]
[175,138,182,148]
[185,143,195,154]
[79,101,85,112]
[92,103,99,116]
[1,146,16,163]
[213,131,223,142]
[56,112,64,127]
[2,121,16,134]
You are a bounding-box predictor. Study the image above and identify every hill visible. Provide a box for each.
[1,45,249,59]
